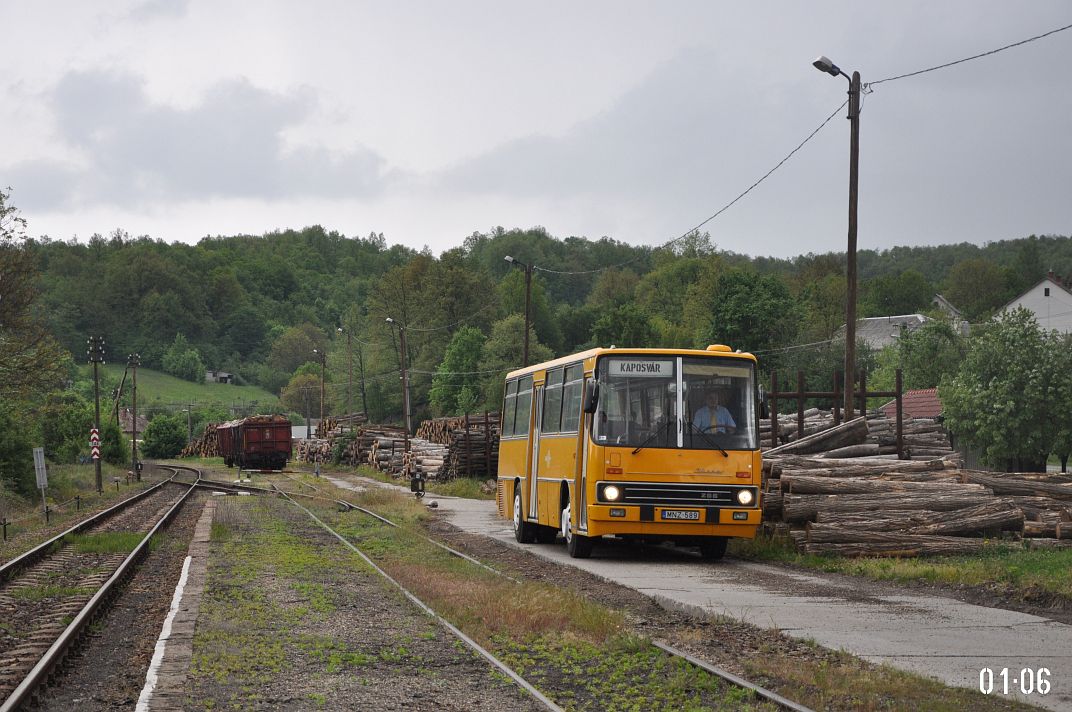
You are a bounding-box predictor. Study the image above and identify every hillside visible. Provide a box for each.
[89,364,279,414]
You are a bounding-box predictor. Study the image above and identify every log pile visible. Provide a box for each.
[414,414,500,480]
[180,423,220,458]
[762,453,1072,556]
[315,412,368,438]
[760,409,956,461]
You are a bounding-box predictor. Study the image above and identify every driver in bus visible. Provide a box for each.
[693,388,736,434]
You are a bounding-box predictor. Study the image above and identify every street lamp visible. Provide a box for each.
[385,317,412,462]
[311,348,326,430]
[504,255,533,366]
[813,54,861,419]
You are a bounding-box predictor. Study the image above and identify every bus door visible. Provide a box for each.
[578,375,591,533]
[527,381,544,522]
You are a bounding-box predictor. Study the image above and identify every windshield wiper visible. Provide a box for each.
[685,420,729,457]
[631,420,673,455]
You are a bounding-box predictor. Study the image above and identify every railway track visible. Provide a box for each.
[0,472,199,711]
[266,471,814,712]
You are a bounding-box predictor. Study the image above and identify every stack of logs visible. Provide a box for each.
[415,413,500,480]
[762,452,1072,557]
[761,408,955,460]
[315,412,368,438]
[179,423,220,458]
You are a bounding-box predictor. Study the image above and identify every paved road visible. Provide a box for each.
[328,476,1071,711]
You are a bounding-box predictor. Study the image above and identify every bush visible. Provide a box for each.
[142,415,188,459]
[0,403,36,496]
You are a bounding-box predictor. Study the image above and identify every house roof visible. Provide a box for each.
[837,314,932,350]
[119,408,150,433]
[999,272,1072,314]
[880,388,942,419]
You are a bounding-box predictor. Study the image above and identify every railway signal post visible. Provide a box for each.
[87,336,105,493]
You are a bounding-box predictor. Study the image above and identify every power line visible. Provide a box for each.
[404,302,499,332]
[533,98,849,277]
[869,21,1072,86]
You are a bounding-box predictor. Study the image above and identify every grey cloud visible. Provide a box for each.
[9,69,389,209]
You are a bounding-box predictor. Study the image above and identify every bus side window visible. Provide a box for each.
[515,376,533,436]
[543,367,564,433]
[561,364,583,432]
[502,380,518,437]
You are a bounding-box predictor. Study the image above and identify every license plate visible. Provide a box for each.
[661,509,700,521]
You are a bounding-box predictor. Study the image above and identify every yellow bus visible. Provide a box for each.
[496,345,762,559]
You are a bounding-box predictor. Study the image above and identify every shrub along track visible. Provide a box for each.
[0,473,198,710]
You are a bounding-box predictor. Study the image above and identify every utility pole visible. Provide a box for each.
[87,336,105,494]
[312,348,326,428]
[186,404,193,444]
[357,344,369,417]
[813,56,862,418]
[504,256,533,366]
[338,327,353,419]
[129,353,140,480]
[304,386,312,439]
[385,318,411,458]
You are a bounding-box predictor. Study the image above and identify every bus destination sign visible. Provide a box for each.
[608,360,671,378]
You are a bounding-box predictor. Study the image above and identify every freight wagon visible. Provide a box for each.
[217,414,293,470]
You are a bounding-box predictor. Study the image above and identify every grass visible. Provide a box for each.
[731,534,1072,603]
[347,465,495,500]
[89,364,279,410]
[69,531,151,554]
[11,584,96,600]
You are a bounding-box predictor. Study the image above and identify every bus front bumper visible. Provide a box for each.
[585,504,761,538]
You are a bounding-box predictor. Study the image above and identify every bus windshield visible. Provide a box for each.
[591,355,757,451]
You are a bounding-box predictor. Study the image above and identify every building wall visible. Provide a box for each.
[1005,280,1072,333]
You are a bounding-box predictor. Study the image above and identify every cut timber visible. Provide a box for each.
[819,444,881,459]
[811,500,1023,536]
[766,455,957,476]
[763,417,868,456]
[783,490,994,523]
[803,534,995,557]
[781,475,981,495]
[963,472,1072,500]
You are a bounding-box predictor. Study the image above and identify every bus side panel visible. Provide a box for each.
[497,437,528,520]
[535,434,578,529]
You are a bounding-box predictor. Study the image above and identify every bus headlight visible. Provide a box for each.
[603,485,621,502]
[736,489,754,506]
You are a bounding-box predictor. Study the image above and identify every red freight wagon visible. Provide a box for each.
[217,414,292,470]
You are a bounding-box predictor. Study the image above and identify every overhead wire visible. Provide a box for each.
[867,21,1072,87]
[532,98,849,277]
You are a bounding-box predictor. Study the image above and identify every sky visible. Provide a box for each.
[3,1,1071,259]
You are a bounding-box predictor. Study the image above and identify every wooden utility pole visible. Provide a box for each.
[843,70,861,418]
[87,336,105,493]
[129,353,140,481]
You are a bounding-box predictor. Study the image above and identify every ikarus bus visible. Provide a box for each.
[496,345,762,559]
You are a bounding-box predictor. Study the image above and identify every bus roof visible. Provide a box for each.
[505,346,757,380]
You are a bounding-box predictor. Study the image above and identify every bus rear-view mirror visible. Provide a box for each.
[583,380,599,414]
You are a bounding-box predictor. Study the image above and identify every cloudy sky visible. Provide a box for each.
[3,1,1070,258]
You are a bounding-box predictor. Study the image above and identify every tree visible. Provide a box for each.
[267,323,328,373]
[590,304,657,347]
[0,188,67,402]
[859,270,933,317]
[281,373,321,418]
[429,327,487,415]
[41,392,93,463]
[162,333,206,383]
[480,315,553,409]
[142,414,188,458]
[692,269,798,354]
[943,258,1010,321]
[941,308,1055,471]
[897,321,966,390]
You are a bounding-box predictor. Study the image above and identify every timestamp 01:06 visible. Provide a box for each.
[979,668,1051,695]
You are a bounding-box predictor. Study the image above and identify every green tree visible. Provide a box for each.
[429,327,487,416]
[162,333,206,383]
[41,392,93,463]
[480,315,553,409]
[142,414,188,458]
[944,258,1009,321]
[941,309,1054,471]
[590,304,657,347]
[898,321,966,390]
[281,373,321,418]
[860,270,933,317]
[694,269,798,354]
[267,323,328,373]
[0,402,35,496]
[498,270,562,353]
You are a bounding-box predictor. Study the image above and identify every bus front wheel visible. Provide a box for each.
[699,537,728,561]
[562,503,593,559]
[513,490,537,544]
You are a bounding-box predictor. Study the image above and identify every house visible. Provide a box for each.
[836,314,932,350]
[879,388,942,419]
[999,271,1072,334]
[932,294,970,336]
[206,369,235,384]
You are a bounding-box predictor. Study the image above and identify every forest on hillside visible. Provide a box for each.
[20,217,1072,425]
